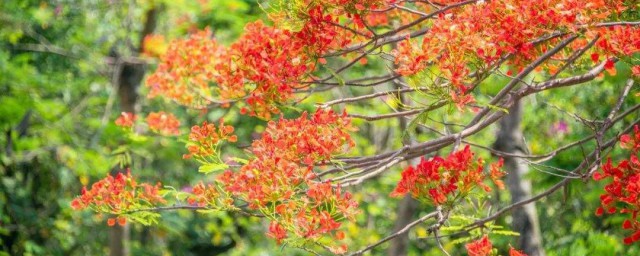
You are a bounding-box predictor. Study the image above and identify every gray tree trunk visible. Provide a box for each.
[109,60,144,256]
[492,100,545,256]
[388,195,419,255]
[388,83,420,256]
[108,7,160,256]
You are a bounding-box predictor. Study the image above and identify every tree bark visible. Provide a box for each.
[388,195,419,255]
[388,82,420,256]
[107,6,160,256]
[109,60,145,256]
[492,100,545,256]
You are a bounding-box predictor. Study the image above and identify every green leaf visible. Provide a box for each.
[405,110,430,138]
[175,191,190,201]
[127,133,149,142]
[196,209,220,214]
[111,146,129,155]
[450,236,473,245]
[230,157,249,164]
[326,67,345,86]
[492,230,521,236]
[440,225,464,232]
[199,163,229,174]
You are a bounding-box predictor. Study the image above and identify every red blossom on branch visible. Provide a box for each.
[145,10,351,119]
[115,112,137,128]
[187,182,220,207]
[267,221,288,242]
[183,119,237,160]
[393,0,631,108]
[465,235,493,256]
[594,125,640,244]
[509,246,528,256]
[71,170,165,225]
[146,111,181,136]
[391,145,505,206]
[216,109,358,247]
[72,0,640,253]
[145,28,220,107]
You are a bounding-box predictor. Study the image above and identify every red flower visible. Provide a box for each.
[117,216,127,226]
[392,145,505,205]
[146,111,180,136]
[465,235,493,256]
[267,222,287,243]
[509,246,528,256]
[71,170,166,226]
[183,119,237,160]
[604,58,616,75]
[217,109,357,245]
[632,66,640,77]
[590,53,600,64]
[187,182,221,207]
[594,125,640,244]
[115,112,136,128]
[145,13,353,119]
[490,158,506,190]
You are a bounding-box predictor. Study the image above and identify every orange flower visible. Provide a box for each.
[183,119,236,160]
[465,235,493,256]
[107,218,116,227]
[117,216,127,226]
[70,170,166,226]
[509,246,528,256]
[267,222,287,243]
[146,111,180,136]
[594,125,640,245]
[218,109,357,245]
[115,112,136,128]
[392,145,505,205]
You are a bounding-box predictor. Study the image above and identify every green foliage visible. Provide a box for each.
[0,0,263,255]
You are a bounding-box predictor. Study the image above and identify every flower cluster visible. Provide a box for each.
[146,29,221,107]
[262,182,357,254]
[217,109,358,251]
[595,25,640,57]
[593,125,640,244]
[265,0,385,33]
[394,38,427,76]
[186,182,234,209]
[146,11,350,119]
[632,65,640,77]
[588,25,640,76]
[393,0,629,107]
[465,235,528,256]
[391,145,505,206]
[227,19,339,119]
[465,235,493,256]
[115,112,136,128]
[146,111,181,136]
[71,170,165,225]
[183,119,237,161]
[509,247,528,256]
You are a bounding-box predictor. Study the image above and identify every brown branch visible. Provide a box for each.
[349,109,423,121]
[318,87,428,107]
[350,211,438,255]
[467,34,579,128]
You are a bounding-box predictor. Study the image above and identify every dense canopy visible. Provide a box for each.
[1,0,639,255]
